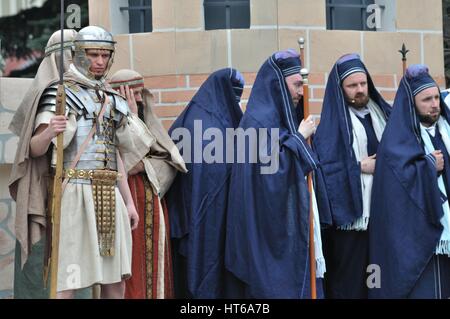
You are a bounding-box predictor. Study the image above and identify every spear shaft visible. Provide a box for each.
[300,65,317,299]
[49,0,66,299]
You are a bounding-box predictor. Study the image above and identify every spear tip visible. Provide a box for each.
[398,43,410,59]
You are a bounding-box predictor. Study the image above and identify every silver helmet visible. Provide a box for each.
[73,26,116,81]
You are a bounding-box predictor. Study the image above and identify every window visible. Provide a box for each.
[326,0,375,31]
[204,0,250,30]
[120,0,152,33]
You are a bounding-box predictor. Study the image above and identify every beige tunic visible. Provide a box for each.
[35,111,152,292]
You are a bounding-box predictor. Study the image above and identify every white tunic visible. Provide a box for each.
[35,111,153,292]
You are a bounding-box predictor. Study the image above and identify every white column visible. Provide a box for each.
[9,0,17,16]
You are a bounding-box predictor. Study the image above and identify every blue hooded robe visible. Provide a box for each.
[166,68,244,298]
[369,65,450,298]
[224,50,325,298]
[312,54,392,299]
[313,54,391,227]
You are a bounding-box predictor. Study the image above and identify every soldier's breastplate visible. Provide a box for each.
[64,116,117,171]
[63,87,120,172]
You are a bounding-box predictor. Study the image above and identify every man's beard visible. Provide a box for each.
[347,93,369,109]
[419,112,440,126]
[137,101,145,122]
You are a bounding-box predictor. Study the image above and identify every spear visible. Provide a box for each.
[398,43,409,76]
[48,0,66,299]
[300,67,317,299]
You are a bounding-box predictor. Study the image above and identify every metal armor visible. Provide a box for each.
[38,82,129,256]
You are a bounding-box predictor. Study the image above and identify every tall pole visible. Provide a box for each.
[49,0,66,299]
[298,36,316,299]
[301,67,317,300]
[298,37,305,67]
[399,43,409,76]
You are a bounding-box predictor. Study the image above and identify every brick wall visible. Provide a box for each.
[146,72,255,130]
[145,72,447,131]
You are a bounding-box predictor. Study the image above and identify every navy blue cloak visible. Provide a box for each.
[369,72,447,298]
[224,53,323,298]
[166,68,243,298]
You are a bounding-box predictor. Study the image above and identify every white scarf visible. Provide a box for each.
[420,117,450,256]
[338,99,387,231]
[310,180,326,278]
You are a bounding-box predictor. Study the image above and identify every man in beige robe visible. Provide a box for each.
[110,69,186,299]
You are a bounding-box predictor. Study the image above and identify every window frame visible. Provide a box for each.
[120,0,152,33]
[326,0,376,31]
[203,0,250,31]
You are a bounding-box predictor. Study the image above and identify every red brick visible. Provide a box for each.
[379,90,396,101]
[177,76,188,88]
[309,101,323,114]
[371,74,396,88]
[308,73,325,86]
[160,90,197,104]
[312,88,325,100]
[161,119,175,131]
[242,72,257,86]
[144,75,186,89]
[189,74,209,87]
[153,105,186,118]
[434,76,446,88]
[242,87,252,100]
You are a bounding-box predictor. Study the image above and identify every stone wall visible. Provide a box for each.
[89,0,445,127]
[0,78,31,298]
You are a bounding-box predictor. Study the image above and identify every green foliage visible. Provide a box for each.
[0,0,89,59]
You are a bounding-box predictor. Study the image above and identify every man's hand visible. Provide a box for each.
[46,115,68,138]
[298,115,316,139]
[128,161,145,176]
[127,203,139,230]
[120,84,138,114]
[361,154,376,174]
[30,115,68,158]
[432,150,444,172]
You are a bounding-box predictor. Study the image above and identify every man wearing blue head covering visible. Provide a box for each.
[369,65,450,298]
[166,68,245,298]
[225,49,327,298]
[313,54,391,298]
